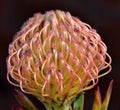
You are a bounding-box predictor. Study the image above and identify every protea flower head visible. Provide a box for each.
[7,10,112,109]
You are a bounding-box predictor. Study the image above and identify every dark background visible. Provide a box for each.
[0,0,120,110]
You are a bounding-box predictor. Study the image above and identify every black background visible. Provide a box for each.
[0,0,120,110]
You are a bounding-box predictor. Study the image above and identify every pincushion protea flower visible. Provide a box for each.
[7,10,112,110]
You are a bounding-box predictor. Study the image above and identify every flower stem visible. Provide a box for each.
[44,102,72,110]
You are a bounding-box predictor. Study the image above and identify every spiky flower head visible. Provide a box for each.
[7,10,111,107]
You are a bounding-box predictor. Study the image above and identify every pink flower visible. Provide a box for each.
[7,10,112,106]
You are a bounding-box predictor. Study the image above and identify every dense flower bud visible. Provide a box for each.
[7,10,111,106]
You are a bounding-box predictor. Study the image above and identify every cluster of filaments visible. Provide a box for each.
[7,10,111,104]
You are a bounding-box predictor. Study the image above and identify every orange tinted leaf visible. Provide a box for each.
[13,89,37,110]
[92,87,102,110]
[101,80,113,110]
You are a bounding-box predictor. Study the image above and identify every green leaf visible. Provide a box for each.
[100,80,113,110]
[73,92,84,110]
[13,89,37,110]
[92,87,102,110]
